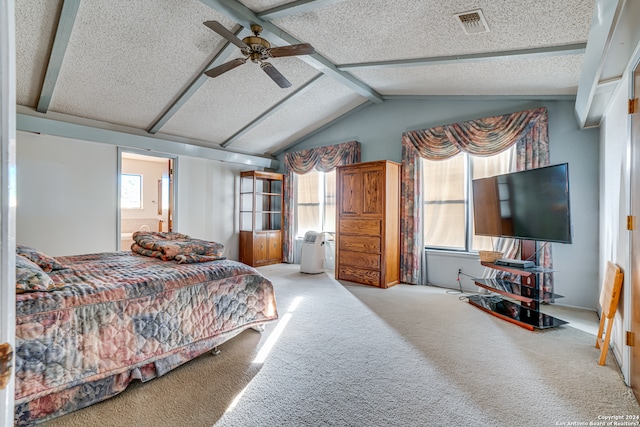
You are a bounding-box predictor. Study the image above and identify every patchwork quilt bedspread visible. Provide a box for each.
[14,251,278,425]
[130,231,227,263]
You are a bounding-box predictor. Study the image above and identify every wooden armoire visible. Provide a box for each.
[335,160,401,288]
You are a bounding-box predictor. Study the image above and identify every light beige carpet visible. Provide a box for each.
[43,264,640,426]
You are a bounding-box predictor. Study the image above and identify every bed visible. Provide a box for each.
[13,235,278,425]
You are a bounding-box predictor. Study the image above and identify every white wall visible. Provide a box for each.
[16,131,250,260]
[17,131,117,255]
[175,156,251,260]
[282,100,600,309]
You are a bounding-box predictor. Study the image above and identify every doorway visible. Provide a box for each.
[119,150,176,251]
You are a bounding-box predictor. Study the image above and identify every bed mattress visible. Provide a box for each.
[14,251,278,425]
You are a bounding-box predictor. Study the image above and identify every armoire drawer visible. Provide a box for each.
[338,266,380,286]
[339,219,381,236]
[339,235,381,253]
[339,250,380,269]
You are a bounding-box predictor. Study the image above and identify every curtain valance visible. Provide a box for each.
[399,107,550,287]
[282,140,361,263]
[402,107,547,160]
[284,140,360,173]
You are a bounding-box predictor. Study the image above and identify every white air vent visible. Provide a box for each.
[454,9,490,35]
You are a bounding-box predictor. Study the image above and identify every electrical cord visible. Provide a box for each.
[440,269,488,301]
[445,269,465,295]
[423,269,490,302]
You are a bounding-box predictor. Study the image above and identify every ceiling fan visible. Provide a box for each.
[203,21,315,88]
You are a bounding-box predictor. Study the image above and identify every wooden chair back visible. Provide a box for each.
[596,261,624,365]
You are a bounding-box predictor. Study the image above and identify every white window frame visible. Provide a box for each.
[294,169,336,238]
[121,173,143,209]
[423,148,515,253]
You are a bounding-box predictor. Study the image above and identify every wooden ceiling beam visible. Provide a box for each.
[148,26,250,134]
[18,108,278,168]
[257,0,348,21]
[339,43,587,70]
[36,0,81,113]
[221,74,325,148]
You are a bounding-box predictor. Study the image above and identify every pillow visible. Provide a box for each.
[16,244,65,272]
[16,255,54,293]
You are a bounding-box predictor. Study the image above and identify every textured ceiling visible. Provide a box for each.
[273,0,593,63]
[349,55,585,96]
[15,0,596,159]
[160,57,321,145]
[233,77,368,154]
[15,0,61,106]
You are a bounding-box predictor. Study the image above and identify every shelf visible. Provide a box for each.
[468,295,568,330]
[474,278,564,304]
[480,262,555,276]
[240,192,281,196]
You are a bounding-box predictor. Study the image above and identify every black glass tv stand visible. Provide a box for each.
[469,261,568,330]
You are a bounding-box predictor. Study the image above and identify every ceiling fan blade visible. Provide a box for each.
[268,43,315,58]
[203,21,249,49]
[205,58,247,78]
[260,62,292,88]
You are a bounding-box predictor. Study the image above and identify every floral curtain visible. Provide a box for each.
[282,141,361,263]
[400,107,550,289]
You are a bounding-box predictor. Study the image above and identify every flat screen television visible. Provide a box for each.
[472,163,572,244]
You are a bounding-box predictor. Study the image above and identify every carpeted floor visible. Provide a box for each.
[43,264,640,427]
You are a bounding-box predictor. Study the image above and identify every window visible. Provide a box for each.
[295,170,336,238]
[121,173,142,209]
[423,147,515,252]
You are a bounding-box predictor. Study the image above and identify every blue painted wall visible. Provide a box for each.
[280,98,600,309]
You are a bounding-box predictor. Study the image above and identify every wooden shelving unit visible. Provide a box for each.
[239,170,283,267]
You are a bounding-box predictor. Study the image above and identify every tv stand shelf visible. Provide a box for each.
[468,295,568,331]
[471,253,568,330]
[479,262,554,275]
[473,278,564,304]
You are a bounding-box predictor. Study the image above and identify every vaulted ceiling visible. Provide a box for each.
[15,0,613,163]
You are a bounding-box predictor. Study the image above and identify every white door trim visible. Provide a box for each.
[117,147,179,249]
[0,0,17,424]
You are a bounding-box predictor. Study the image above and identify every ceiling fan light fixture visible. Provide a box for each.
[203,20,314,88]
[454,9,490,35]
